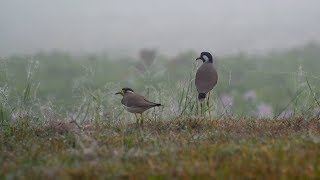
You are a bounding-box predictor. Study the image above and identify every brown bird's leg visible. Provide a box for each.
[140,113,144,125]
[134,113,139,124]
[207,91,212,120]
[200,103,203,117]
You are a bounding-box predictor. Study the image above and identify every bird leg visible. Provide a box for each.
[207,91,212,120]
[134,113,139,124]
[140,113,144,125]
[200,103,203,117]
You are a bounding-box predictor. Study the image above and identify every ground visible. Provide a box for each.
[1,117,320,179]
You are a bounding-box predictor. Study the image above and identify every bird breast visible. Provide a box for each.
[195,63,218,93]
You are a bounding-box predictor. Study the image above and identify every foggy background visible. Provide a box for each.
[1,0,320,56]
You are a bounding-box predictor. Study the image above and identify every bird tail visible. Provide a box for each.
[151,103,162,107]
[198,93,206,102]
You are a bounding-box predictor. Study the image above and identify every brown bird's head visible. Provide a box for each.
[115,87,134,96]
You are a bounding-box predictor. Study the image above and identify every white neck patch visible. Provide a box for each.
[203,55,209,62]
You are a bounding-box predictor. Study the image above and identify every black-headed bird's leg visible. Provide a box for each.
[207,91,212,120]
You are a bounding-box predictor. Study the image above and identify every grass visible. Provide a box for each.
[1,117,320,179]
[1,43,320,179]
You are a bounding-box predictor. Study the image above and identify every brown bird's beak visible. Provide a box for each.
[115,91,123,95]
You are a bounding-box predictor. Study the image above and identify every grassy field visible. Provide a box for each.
[1,44,320,179]
[1,117,320,179]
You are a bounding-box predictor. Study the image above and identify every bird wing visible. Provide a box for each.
[121,93,158,108]
[195,63,218,93]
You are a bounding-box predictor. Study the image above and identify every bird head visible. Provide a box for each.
[115,87,134,96]
[196,52,213,63]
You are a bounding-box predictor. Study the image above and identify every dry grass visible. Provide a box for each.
[1,117,320,179]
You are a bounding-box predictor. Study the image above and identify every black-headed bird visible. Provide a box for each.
[195,52,218,118]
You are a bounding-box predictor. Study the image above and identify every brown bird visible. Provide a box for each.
[195,52,218,118]
[115,88,161,124]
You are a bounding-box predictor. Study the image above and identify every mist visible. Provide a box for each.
[2,1,320,177]
[1,0,320,56]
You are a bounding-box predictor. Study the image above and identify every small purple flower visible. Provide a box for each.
[256,103,273,118]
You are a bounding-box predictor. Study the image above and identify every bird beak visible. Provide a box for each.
[196,57,202,61]
[115,91,123,95]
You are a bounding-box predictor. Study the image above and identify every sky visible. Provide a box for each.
[0,0,320,56]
